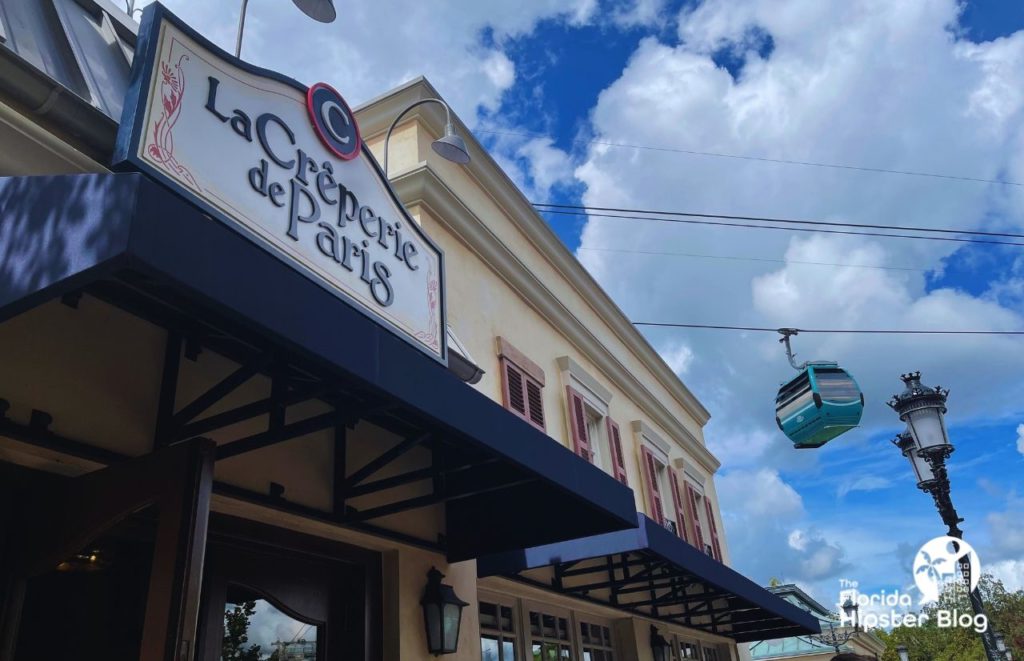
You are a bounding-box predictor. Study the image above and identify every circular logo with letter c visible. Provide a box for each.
[307,82,361,160]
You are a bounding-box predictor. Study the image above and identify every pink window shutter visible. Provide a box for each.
[704,497,723,561]
[685,483,705,550]
[566,386,592,461]
[606,418,628,485]
[668,469,689,543]
[640,446,665,525]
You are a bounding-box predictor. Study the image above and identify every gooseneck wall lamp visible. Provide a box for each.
[420,567,468,656]
[235,0,337,58]
[888,372,1003,661]
[383,98,471,177]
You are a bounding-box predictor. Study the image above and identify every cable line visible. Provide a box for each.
[536,208,1024,248]
[535,202,1024,240]
[577,246,929,272]
[476,127,1022,187]
[632,322,1024,335]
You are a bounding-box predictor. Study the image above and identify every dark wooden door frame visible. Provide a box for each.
[197,513,383,661]
[0,437,215,661]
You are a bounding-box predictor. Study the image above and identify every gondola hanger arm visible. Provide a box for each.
[778,328,810,371]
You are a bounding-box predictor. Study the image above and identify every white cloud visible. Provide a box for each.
[574,0,1024,478]
[572,0,1024,597]
[717,469,849,582]
[986,559,1024,592]
[658,339,695,376]
[836,475,892,499]
[138,0,599,123]
[1017,423,1024,456]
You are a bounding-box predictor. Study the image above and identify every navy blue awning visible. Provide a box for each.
[478,513,821,642]
[0,173,637,561]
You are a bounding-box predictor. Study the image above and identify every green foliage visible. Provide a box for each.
[873,575,1021,661]
[222,600,263,661]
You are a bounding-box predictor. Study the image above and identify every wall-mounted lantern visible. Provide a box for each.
[421,567,468,655]
[650,625,672,661]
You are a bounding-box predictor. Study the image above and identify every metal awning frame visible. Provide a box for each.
[478,514,822,642]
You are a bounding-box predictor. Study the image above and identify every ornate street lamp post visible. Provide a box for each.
[888,372,1001,661]
[842,596,860,631]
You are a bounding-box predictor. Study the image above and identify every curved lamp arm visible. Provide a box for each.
[382,98,456,177]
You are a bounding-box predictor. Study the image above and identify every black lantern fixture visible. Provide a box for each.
[887,372,951,458]
[891,430,936,490]
[897,644,910,661]
[650,625,672,661]
[888,371,1002,661]
[841,596,860,631]
[421,567,468,656]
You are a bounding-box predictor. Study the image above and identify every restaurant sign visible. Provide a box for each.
[115,4,446,362]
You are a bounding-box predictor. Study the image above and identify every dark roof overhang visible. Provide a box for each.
[0,172,637,561]
[478,513,822,642]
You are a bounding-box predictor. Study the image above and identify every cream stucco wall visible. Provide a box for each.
[358,83,730,566]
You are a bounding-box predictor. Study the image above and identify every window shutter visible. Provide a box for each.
[704,497,723,561]
[667,469,689,543]
[566,386,592,461]
[501,357,545,432]
[501,358,526,416]
[685,483,705,550]
[640,446,665,525]
[606,419,628,485]
[526,379,545,428]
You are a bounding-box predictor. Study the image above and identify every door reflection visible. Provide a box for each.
[223,586,319,660]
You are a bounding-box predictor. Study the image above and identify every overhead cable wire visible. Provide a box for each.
[534,202,1024,240]
[536,208,1024,248]
[577,246,930,272]
[632,322,1024,335]
[476,127,1022,187]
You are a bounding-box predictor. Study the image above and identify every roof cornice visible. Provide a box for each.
[355,78,711,430]
[390,162,720,474]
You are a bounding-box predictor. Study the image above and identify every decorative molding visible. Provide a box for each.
[496,336,545,386]
[631,420,670,462]
[355,78,712,428]
[556,356,613,408]
[390,162,720,474]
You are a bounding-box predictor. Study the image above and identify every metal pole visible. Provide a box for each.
[235,0,250,58]
[922,454,1002,661]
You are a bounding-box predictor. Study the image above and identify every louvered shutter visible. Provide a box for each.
[704,497,723,561]
[501,358,527,416]
[640,446,665,525]
[685,483,705,551]
[606,419,628,485]
[668,469,689,542]
[526,379,545,428]
[566,386,592,461]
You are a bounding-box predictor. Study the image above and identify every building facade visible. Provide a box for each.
[0,1,818,660]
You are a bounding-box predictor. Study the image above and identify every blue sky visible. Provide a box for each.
[144,0,1024,611]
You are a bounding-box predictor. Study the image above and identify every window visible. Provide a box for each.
[528,608,573,661]
[498,338,545,432]
[684,483,723,561]
[702,645,721,661]
[565,386,629,484]
[815,369,860,402]
[481,600,517,661]
[667,469,690,543]
[579,620,616,661]
[678,639,701,659]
